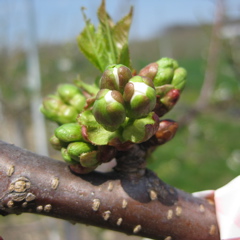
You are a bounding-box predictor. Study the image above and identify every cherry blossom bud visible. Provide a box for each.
[100,64,132,93]
[54,123,83,142]
[57,84,86,112]
[57,84,80,102]
[40,95,78,124]
[92,89,126,131]
[67,141,96,164]
[61,148,77,164]
[49,135,65,150]
[123,76,156,119]
[172,67,187,91]
[139,57,186,90]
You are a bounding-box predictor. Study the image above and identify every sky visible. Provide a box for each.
[1,0,240,48]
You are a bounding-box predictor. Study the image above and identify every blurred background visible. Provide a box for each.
[0,0,240,239]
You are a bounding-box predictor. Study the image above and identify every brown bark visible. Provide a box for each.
[0,140,220,240]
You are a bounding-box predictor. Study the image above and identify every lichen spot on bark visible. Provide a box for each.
[51,177,59,190]
[102,210,111,221]
[7,200,14,208]
[164,236,172,240]
[107,181,114,192]
[122,199,128,209]
[7,165,15,177]
[133,225,141,234]
[9,177,31,193]
[149,190,157,200]
[44,204,52,212]
[117,218,123,226]
[92,199,100,211]
[167,209,173,220]
[175,206,182,216]
[36,205,43,212]
[209,225,216,235]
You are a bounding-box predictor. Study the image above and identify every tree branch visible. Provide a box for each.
[0,140,220,240]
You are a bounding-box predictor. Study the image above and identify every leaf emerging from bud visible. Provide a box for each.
[122,112,159,143]
[100,64,132,93]
[92,89,126,131]
[77,110,121,146]
[154,120,178,145]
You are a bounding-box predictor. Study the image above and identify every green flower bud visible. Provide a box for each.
[40,95,78,124]
[100,64,132,93]
[139,58,186,89]
[67,141,96,162]
[172,67,187,91]
[151,58,178,87]
[153,67,174,86]
[49,135,65,150]
[57,84,79,102]
[69,93,86,112]
[40,95,63,120]
[122,112,159,143]
[57,105,79,124]
[123,76,156,119]
[92,89,126,132]
[55,123,83,142]
[156,57,179,69]
[57,84,86,112]
[79,151,99,168]
[61,148,77,164]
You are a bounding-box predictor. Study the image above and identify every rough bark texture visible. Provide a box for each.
[0,141,220,240]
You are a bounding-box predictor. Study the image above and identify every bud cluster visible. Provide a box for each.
[40,58,187,174]
[50,123,116,173]
[93,64,157,132]
[40,84,86,125]
[139,58,187,116]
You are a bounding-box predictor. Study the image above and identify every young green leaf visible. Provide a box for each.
[77,8,108,72]
[113,7,133,68]
[77,0,133,72]
[97,0,118,65]
[77,110,120,145]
